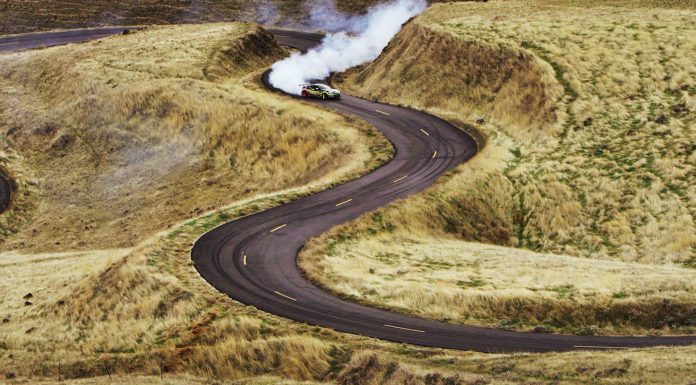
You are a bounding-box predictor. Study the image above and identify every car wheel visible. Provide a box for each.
[301,90,309,97]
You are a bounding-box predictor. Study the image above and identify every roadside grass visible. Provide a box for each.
[0,23,390,253]
[0,188,356,382]
[307,0,696,334]
[3,177,696,385]
[303,232,696,334]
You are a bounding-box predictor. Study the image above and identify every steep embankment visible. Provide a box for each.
[305,1,696,335]
[337,19,562,137]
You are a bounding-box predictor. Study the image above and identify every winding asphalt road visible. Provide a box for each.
[194,30,696,352]
[2,26,695,353]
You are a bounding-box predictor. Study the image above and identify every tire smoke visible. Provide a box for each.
[268,0,426,95]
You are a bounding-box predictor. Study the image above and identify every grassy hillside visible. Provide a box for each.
[303,0,696,334]
[0,23,390,252]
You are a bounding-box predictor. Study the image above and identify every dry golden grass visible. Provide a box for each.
[303,0,696,334]
[340,346,696,385]
[0,23,390,253]
[3,4,696,384]
[338,0,696,263]
[0,190,349,382]
[303,231,696,334]
[4,179,696,385]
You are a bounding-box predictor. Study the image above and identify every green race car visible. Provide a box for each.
[301,83,341,100]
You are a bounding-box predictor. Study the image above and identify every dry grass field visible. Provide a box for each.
[304,0,696,334]
[0,23,390,253]
[303,232,696,334]
[3,185,696,384]
[2,1,696,384]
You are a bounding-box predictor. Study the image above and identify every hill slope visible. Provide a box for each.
[0,23,391,252]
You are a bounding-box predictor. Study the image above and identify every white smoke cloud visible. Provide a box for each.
[268,0,426,95]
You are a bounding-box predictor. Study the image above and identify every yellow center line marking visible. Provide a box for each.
[392,175,408,183]
[274,291,297,301]
[420,129,430,136]
[375,110,391,116]
[243,255,247,266]
[573,345,629,350]
[384,324,425,333]
[335,198,353,207]
[432,151,438,159]
[270,224,287,233]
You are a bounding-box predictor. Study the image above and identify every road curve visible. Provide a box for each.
[193,31,696,352]
[1,27,694,353]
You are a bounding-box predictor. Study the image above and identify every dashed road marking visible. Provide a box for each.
[432,151,438,159]
[420,129,430,136]
[0,42,19,47]
[274,291,297,301]
[392,175,408,183]
[270,224,287,233]
[336,199,353,207]
[375,110,391,116]
[384,324,425,333]
[243,255,247,266]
